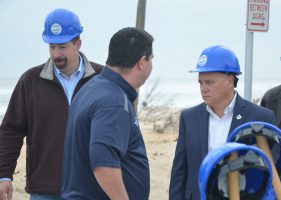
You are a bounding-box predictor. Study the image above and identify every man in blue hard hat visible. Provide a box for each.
[0,8,102,200]
[169,45,275,200]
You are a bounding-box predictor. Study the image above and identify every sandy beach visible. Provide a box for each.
[12,128,178,200]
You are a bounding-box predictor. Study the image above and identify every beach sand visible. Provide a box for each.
[12,128,178,200]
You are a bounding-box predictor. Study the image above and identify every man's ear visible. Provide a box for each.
[137,56,146,70]
[227,75,235,87]
[75,39,82,49]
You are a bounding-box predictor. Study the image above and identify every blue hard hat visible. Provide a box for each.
[190,45,241,74]
[228,121,281,144]
[227,121,281,167]
[42,8,83,44]
[227,121,281,200]
[199,142,273,200]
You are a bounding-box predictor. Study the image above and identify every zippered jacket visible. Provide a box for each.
[0,52,103,195]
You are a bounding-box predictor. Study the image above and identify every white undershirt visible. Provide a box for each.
[207,92,237,151]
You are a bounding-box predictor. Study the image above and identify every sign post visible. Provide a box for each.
[244,0,270,101]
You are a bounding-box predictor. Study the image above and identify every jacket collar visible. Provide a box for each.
[101,67,138,102]
[229,93,247,133]
[39,52,95,80]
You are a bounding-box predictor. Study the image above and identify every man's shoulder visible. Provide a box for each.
[20,64,45,80]
[240,97,274,114]
[82,77,125,104]
[181,103,206,115]
[89,61,103,74]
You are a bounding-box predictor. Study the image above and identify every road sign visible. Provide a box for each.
[247,0,270,32]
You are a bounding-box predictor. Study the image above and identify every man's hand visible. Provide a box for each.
[0,181,13,200]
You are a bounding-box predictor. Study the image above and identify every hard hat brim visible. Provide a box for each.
[189,68,242,74]
[42,33,80,44]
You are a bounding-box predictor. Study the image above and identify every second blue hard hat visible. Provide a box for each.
[190,45,241,74]
[227,121,281,200]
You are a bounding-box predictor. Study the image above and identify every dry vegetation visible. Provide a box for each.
[138,78,181,134]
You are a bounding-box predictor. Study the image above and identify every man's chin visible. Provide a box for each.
[203,99,211,105]
[202,97,208,101]
[55,64,67,70]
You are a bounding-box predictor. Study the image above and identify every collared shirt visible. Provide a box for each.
[62,67,149,200]
[207,92,237,151]
[54,56,84,104]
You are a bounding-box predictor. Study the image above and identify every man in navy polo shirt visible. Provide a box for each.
[62,27,154,200]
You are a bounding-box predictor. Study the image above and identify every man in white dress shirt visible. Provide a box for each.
[169,45,275,200]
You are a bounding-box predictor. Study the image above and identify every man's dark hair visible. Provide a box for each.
[106,27,154,69]
[71,36,80,44]
[226,73,239,88]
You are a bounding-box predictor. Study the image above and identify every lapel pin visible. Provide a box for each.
[236,114,242,120]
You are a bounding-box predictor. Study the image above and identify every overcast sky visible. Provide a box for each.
[0,0,280,80]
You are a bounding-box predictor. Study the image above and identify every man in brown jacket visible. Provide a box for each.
[0,8,102,200]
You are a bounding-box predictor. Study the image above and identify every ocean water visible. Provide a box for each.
[0,76,280,121]
[139,76,281,109]
[0,77,17,121]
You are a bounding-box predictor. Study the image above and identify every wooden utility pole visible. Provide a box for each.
[136,0,146,29]
[134,0,146,113]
